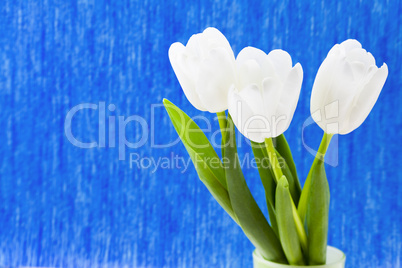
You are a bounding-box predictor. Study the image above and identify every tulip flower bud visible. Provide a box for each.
[228,47,303,142]
[168,27,236,113]
[310,39,388,134]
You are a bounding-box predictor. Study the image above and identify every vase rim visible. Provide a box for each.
[253,246,346,268]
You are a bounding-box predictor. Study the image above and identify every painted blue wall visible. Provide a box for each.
[0,0,400,267]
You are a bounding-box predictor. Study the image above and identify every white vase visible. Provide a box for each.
[253,246,345,268]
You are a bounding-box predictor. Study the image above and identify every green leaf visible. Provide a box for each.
[163,99,237,223]
[275,150,301,206]
[261,140,301,206]
[298,133,333,224]
[251,141,278,237]
[163,99,226,187]
[272,134,300,186]
[224,115,286,263]
[306,159,330,265]
[272,134,301,206]
[276,176,306,265]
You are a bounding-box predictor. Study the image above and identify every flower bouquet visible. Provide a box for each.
[164,28,388,267]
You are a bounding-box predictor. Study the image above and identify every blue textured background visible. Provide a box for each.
[0,0,401,267]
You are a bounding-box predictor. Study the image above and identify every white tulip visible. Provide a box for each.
[310,39,388,134]
[228,47,303,143]
[168,27,236,113]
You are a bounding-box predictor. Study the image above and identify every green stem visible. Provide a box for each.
[315,132,334,162]
[264,138,284,182]
[217,111,227,143]
[297,132,334,222]
[306,132,333,189]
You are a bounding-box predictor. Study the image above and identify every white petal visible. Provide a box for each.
[186,27,234,61]
[271,102,293,137]
[311,56,356,133]
[262,77,282,116]
[228,86,267,142]
[340,63,388,134]
[280,63,303,104]
[237,59,263,91]
[227,87,242,129]
[168,42,206,111]
[366,52,376,66]
[361,65,379,85]
[294,62,303,81]
[195,47,236,113]
[236,46,268,67]
[324,60,356,130]
[340,39,362,52]
[244,115,271,142]
[236,47,272,88]
[262,64,301,137]
[310,53,340,115]
[202,27,233,52]
[279,63,303,118]
[346,48,375,66]
[349,61,367,82]
[267,49,293,81]
[327,44,342,58]
[186,33,204,58]
[237,82,265,115]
